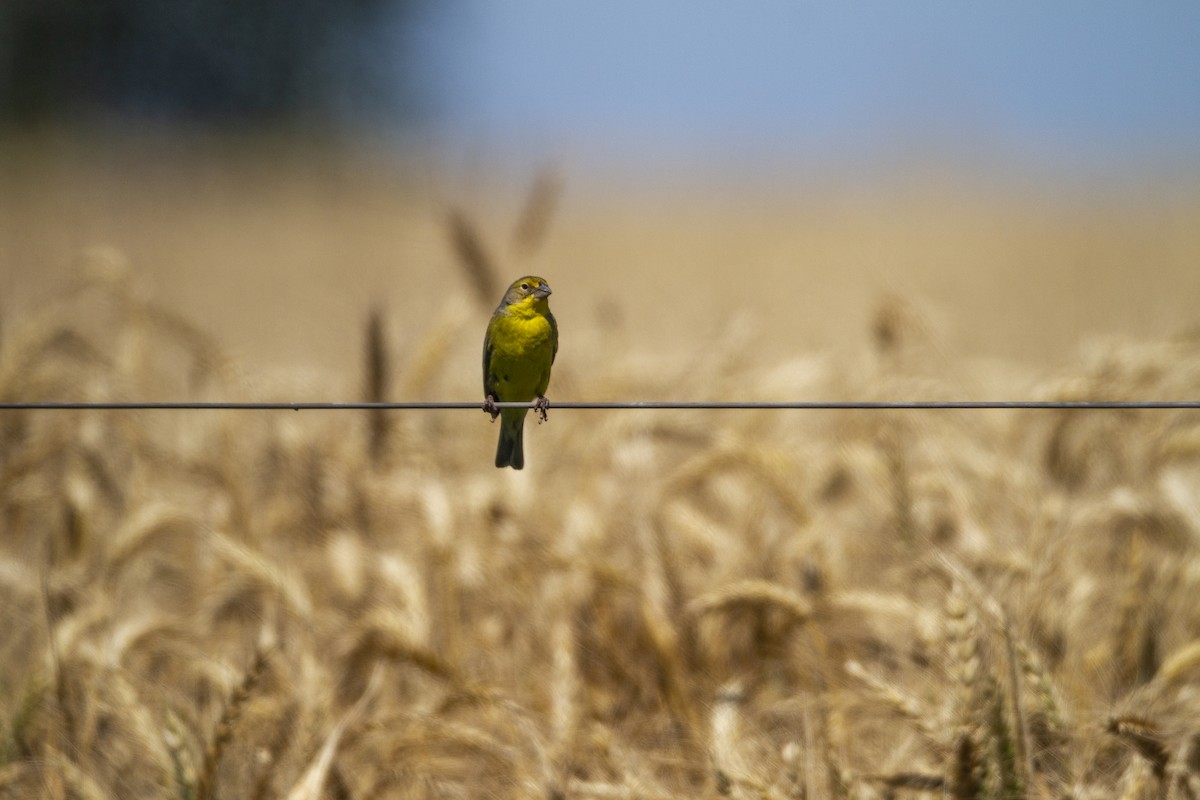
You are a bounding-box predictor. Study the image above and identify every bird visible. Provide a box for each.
[482,275,558,469]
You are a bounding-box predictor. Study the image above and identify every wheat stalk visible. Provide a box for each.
[446,208,500,307]
[362,307,393,467]
[197,646,272,800]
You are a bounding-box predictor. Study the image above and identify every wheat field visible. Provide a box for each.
[2,140,1200,799]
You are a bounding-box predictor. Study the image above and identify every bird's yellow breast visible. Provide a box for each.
[490,312,553,356]
[486,306,556,400]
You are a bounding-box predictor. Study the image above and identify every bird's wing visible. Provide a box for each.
[548,311,559,365]
[482,325,495,397]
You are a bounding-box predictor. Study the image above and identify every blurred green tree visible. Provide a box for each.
[0,0,427,126]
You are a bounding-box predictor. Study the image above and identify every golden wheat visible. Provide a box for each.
[1,218,1199,799]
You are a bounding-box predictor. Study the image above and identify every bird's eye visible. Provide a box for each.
[520,283,529,290]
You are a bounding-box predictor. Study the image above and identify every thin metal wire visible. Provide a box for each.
[0,401,1197,411]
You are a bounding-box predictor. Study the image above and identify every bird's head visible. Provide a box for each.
[501,276,553,309]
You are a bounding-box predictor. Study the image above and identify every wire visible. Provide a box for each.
[0,401,1197,411]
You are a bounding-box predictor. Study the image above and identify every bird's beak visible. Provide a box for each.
[533,283,552,298]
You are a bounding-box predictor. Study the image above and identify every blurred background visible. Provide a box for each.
[3,1,1199,388]
[9,8,1200,798]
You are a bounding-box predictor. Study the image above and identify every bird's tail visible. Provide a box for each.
[495,410,526,469]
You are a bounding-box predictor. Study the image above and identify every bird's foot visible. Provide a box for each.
[483,395,500,421]
[533,396,550,423]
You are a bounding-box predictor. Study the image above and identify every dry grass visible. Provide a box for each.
[2,146,1200,799]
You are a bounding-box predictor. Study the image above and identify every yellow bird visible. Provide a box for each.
[483,276,558,469]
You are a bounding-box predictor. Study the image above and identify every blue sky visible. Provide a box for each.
[405,3,1200,173]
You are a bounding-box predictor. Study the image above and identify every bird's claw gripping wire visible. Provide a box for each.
[533,396,550,423]
[482,395,500,421]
